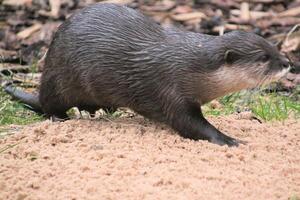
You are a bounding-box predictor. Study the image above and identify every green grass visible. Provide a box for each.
[289,194,300,200]
[203,85,300,121]
[0,83,299,128]
[251,95,299,121]
[0,88,43,126]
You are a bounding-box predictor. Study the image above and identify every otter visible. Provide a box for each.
[5,3,291,146]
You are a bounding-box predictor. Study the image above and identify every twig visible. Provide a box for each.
[0,143,20,154]
[285,24,300,44]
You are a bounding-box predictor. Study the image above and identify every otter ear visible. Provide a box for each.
[224,50,240,64]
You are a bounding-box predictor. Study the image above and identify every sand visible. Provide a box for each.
[0,114,299,200]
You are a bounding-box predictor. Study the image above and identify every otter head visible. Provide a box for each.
[197,31,290,104]
[213,31,290,93]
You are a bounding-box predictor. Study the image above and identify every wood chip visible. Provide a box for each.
[17,24,42,40]
[171,12,206,22]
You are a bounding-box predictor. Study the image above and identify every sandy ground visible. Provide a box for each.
[0,114,299,200]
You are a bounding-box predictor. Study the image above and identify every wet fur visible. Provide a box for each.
[7,3,290,146]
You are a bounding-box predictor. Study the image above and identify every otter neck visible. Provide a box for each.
[157,35,256,105]
[158,35,227,104]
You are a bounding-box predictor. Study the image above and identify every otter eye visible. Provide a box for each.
[225,50,240,64]
[261,55,270,62]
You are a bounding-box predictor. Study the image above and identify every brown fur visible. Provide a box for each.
[5,3,291,146]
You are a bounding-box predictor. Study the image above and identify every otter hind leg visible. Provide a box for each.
[78,105,100,116]
[41,98,71,121]
[44,105,70,121]
[50,113,69,122]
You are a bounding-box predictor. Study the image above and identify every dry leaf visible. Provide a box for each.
[146,12,169,24]
[280,78,297,89]
[172,5,193,14]
[141,0,176,12]
[2,0,32,7]
[231,10,272,20]
[281,38,300,52]
[0,63,30,73]
[240,2,250,21]
[210,100,223,109]
[234,0,284,3]
[50,0,61,18]
[257,17,300,28]
[213,24,252,32]
[17,24,42,40]
[211,0,238,8]
[171,12,206,22]
[278,6,300,17]
[99,0,134,5]
[281,31,300,53]
[0,49,18,62]
[12,73,41,86]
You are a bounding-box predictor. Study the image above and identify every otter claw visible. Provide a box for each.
[235,139,248,145]
[224,138,239,147]
[210,135,246,147]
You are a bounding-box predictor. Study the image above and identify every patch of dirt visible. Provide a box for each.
[0,115,299,200]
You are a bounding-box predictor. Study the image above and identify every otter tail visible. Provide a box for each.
[3,83,43,114]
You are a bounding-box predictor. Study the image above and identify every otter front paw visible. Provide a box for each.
[210,134,245,147]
